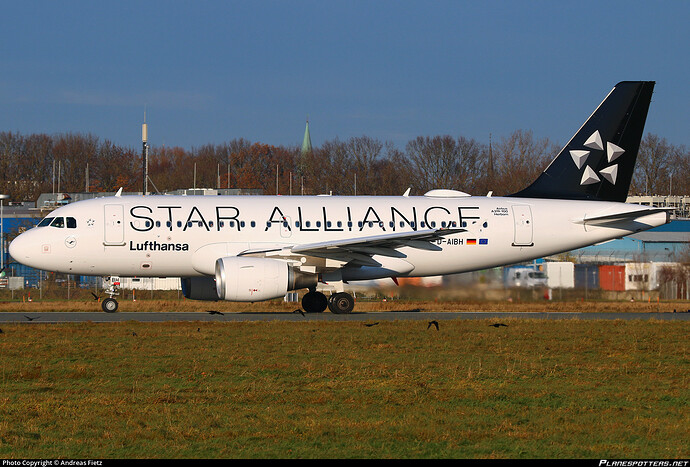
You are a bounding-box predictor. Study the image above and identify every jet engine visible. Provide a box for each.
[215,256,317,301]
[181,276,220,301]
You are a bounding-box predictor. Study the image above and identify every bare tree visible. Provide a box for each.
[405,135,486,194]
[630,134,674,195]
[491,130,556,195]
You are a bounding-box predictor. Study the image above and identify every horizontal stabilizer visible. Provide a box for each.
[573,208,670,226]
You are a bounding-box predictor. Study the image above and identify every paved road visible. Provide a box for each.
[1,311,689,323]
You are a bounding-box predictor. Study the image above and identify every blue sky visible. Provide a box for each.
[1,1,688,151]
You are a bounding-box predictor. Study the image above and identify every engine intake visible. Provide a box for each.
[215,256,316,301]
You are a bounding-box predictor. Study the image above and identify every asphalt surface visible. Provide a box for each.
[1,311,689,323]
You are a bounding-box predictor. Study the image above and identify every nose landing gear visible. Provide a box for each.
[101,297,118,313]
[100,282,120,313]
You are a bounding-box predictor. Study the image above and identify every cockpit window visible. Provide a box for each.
[38,216,76,228]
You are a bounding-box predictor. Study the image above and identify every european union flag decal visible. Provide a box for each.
[479,238,488,245]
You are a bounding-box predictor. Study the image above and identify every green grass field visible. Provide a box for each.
[0,318,687,458]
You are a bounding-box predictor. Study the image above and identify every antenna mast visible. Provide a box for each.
[142,109,149,196]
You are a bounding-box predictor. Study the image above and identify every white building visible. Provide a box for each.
[103,276,181,291]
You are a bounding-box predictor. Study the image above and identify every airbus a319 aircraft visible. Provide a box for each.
[10,81,667,313]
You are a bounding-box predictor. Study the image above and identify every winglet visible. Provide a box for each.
[115,187,123,197]
[402,188,411,197]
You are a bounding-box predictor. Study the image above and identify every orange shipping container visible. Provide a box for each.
[599,265,625,291]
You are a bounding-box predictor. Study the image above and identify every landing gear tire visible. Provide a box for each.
[328,292,355,314]
[102,298,119,313]
[302,291,328,313]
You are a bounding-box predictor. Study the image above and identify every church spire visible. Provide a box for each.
[301,117,312,155]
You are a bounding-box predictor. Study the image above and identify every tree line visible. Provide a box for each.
[0,130,687,202]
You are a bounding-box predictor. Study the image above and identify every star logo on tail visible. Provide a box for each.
[570,130,624,186]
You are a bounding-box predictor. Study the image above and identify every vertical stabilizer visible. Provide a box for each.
[511,81,655,202]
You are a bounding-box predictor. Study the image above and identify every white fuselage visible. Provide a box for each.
[9,194,668,280]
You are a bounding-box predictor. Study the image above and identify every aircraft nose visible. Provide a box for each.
[9,231,33,264]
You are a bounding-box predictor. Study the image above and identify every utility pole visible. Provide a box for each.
[142,111,149,196]
[0,194,8,270]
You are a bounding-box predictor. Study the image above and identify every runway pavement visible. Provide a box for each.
[1,310,689,323]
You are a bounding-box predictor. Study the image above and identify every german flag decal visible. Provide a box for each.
[467,239,477,245]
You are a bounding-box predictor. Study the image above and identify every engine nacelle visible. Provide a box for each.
[215,256,317,301]
[180,276,220,301]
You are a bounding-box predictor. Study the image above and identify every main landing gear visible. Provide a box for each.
[301,289,355,314]
[328,292,355,314]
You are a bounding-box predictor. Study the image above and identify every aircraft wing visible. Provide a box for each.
[240,228,465,267]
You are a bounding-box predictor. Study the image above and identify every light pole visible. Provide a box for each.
[0,194,9,270]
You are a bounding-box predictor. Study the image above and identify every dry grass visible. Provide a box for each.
[0,296,684,313]
[0,318,688,458]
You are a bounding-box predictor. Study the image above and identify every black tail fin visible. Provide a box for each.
[511,81,655,202]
